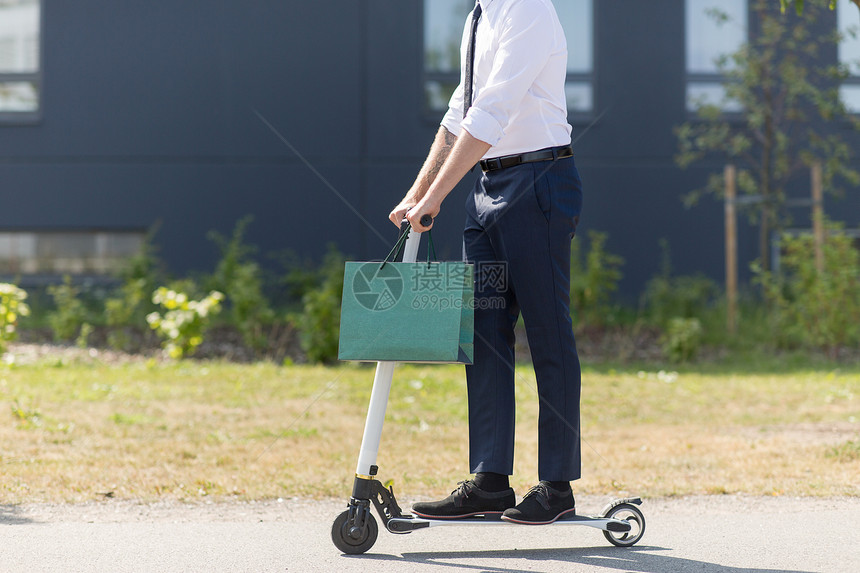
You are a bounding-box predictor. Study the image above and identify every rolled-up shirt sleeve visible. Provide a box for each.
[461,0,554,146]
[441,84,465,137]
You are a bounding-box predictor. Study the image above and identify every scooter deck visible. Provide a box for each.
[387,512,632,534]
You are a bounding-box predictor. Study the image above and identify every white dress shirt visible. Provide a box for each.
[440,0,572,159]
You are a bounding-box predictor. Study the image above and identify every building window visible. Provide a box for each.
[685,0,747,112]
[555,0,594,114]
[0,0,41,121]
[838,0,860,113]
[424,0,473,113]
[0,230,146,276]
[423,0,594,116]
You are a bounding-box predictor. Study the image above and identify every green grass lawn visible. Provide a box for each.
[0,351,858,504]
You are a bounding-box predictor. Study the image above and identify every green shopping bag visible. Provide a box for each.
[338,229,474,363]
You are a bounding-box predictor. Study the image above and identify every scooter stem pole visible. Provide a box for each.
[354,227,422,477]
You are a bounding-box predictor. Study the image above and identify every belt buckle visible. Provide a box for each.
[484,158,502,171]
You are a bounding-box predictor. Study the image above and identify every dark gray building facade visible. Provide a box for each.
[1,0,859,297]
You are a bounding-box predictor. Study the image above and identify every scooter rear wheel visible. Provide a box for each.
[331,509,378,554]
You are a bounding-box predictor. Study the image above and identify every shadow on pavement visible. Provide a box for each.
[349,546,815,573]
[0,505,36,525]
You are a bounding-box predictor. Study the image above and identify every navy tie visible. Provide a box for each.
[464,3,482,119]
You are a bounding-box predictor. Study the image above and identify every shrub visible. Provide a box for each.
[752,226,860,356]
[47,276,89,343]
[642,274,719,325]
[569,230,625,326]
[640,239,720,328]
[119,226,165,289]
[661,317,704,362]
[643,287,718,334]
[146,287,224,359]
[105,279,150,350]
[0,283,30,354]
[289,245,346,364]
[282,255,326,307]
[104,229,165,350]
[207,216,273,351]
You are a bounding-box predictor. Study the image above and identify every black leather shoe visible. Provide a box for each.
[501,481,575,524]
[411,480,515,519]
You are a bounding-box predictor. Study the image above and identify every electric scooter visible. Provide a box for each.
[331,218,646,554]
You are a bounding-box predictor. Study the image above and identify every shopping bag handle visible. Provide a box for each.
[383,222,412,264]
[425,226,438,263]
[382,215,435,267]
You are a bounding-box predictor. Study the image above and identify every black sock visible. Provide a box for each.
[546,480,571,492]
[474,472,510,492]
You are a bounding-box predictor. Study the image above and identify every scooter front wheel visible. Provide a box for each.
[601,503,645,547]
[331,509,378,554]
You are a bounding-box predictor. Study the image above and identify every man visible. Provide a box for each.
[389,0,583,525]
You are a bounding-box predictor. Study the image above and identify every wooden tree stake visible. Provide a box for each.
[811,161,824,273]
[725,164,738,334]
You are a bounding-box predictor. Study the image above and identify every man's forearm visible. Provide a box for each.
[422,129,492,209]
[398,127,491,230]
[409,126,458,200]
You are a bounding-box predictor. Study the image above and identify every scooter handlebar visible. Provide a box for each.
[400,215,434,230]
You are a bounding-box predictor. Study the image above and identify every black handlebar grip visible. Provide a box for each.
[420,214,433,227]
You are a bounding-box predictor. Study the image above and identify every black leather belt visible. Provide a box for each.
[479,145,573,173]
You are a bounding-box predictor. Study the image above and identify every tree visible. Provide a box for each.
[676,0,860,271]
[780,0,860,15]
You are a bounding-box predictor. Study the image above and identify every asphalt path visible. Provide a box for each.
[1,495,858,572]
